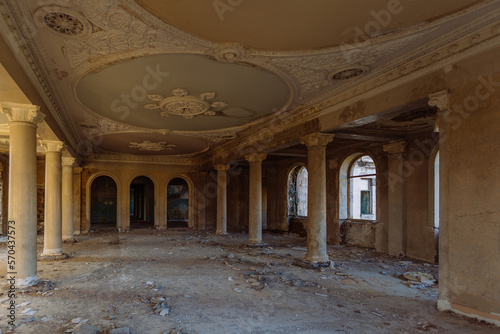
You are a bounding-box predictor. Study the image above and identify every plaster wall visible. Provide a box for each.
[438,58,500,324]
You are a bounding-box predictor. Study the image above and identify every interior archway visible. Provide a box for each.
[90,175,118,230]
[130,176,155,229]
[167,177,189,228]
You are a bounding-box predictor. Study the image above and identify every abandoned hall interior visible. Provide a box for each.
[0,0,499,332]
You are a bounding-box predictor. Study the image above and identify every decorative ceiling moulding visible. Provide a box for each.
[86,153,200,166]
[209,42,249,63]
[78,112,237,146]
[329,66,370,81]
[129,141,177,151]
[273,21,500,135]
[209,23,500,164]
[0,1,79,151]
[33,6,92,38]
[57,0,210,68]
[144,89,228,119]
[268,29,438,98]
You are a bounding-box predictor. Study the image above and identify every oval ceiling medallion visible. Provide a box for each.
[330,66,369,81]
[96,132,210,156]
[144,88,228,119]
[43,12,85,35]
[34,6,92,37]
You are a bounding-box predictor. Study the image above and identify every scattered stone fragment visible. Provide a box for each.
[403,272,435,285]
[74,324,99,334]
[17,301,30,308]
[72,318,82,324]
[110,327,132,334]
[20,308,37,316]
[233,288,242,293]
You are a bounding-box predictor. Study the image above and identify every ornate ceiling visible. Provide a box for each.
[0,0,498,163]
[139,0,481,50]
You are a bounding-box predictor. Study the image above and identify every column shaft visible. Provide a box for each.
[215,165,229,235]
[248,163,262,243]
[300,133,334,263]
[305,145,329,262]
[42,145,63,255]
[383,141,407,256]
[62,158,75,241]
[1,102,45,287]
[9,122,39,285]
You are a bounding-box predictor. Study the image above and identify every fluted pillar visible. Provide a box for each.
[41,140,65,256]
[215,164,230,235]
[300,133,334,263]
[62,157,76,241]
[0,102,45,287]
[245,153,267,245]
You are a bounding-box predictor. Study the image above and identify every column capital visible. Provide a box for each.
[73,167,84,173]
[214,164,231,171]
[0,102,45,124]
[300,132,335,148]
[428,90,449,112]
[245,153,267,164]
[62,157,77,167]
[41,140,65,153]
[383,140,407,155]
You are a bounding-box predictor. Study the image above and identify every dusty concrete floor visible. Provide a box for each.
[0,228,498,334]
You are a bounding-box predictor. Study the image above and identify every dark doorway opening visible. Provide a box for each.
[130,176,155,229]
[91,175,117,230]
[167,178,189,228]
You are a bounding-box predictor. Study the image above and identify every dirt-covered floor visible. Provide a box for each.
[0,228,498,334]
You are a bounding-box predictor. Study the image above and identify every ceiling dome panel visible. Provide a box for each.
[76,53,291,131]
[138,0,480,50]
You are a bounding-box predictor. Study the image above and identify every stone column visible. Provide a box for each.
[215,164,230,235]
[245,153,267,245]
[0,102,45,287]
[300,133,334,264]
[62,157,76,242]
[41,140,65,256]
[73,167,83,235]
[383,140,407,257]
[428,90,451,309]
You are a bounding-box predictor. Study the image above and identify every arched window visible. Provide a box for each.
[348,155,376,220]
[287,166,308,217]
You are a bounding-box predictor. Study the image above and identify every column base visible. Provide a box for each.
[247,242,269,248]
[41,248,63,256]
[216,231,229,236]
[15,275,38,288]
[294,258,332,270]
[63,238,77,244]
[38,253,69,261]
[156,226,167,231]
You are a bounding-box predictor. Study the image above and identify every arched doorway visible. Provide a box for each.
[90,175,117,230]
[287,165,308,218]
[287,165,308,235]
[130,176,155,229]
[167,178,189,228]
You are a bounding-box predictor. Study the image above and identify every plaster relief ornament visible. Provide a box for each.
[143,89,228,119]
[129,141,177,151]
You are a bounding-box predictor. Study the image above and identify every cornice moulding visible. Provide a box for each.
[210,21,500,162]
